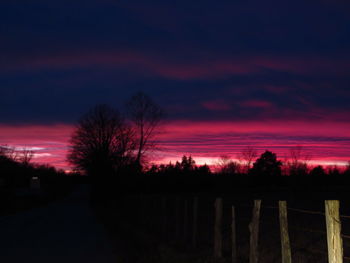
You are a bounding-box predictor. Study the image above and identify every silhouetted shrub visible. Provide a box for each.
[250,150,282,177]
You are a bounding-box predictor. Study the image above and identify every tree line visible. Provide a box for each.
[0,145,74,211]
[2,91,350,195]
[66,92,350,179]
[146,151,350,178]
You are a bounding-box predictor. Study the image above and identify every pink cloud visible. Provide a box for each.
[0,124,73,170]
[156,120,350,166]
[159,120,350,139]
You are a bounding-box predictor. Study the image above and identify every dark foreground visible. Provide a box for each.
[2,175,350,263]
[0,185,118,263]
[92,175,350,263]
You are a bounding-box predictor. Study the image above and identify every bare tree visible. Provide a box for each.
[238,146,258,173]
[287,146,310,176]
[67,104,135,176]
[217,155,241,174]
[289,146,309,164]
[0,145,18,161]
[126,92,163,168]
[18,148,34,166]
[346,161,350,174]
[0,145,34,164]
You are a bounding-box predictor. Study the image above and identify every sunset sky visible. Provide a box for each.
[1,0,350,170]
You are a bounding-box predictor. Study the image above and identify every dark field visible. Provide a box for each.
[92,178,350,263]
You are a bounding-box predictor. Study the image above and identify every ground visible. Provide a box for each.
[0,185,119,263]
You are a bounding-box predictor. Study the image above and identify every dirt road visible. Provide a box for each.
[0,185,118,263]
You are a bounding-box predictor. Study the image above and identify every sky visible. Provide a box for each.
[1,0,350,170]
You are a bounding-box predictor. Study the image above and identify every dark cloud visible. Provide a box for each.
[0,0,350,124]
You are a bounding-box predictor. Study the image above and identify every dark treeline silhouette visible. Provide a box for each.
[0,145,79,215]
[0,145,67,189]
[2,92,350,201]
[146,153,350,178]
[146,155,211,177]
[64,91,350,198]
[127,151,350,198]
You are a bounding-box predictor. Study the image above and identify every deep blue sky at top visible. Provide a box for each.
[1,0,350,124]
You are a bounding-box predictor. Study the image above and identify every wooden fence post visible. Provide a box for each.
[279,201,292,263]
[192,196,198,248]
[249,200,261,263]
[232,205,237,263]
[325,200,343,263]
[214,197,223,259]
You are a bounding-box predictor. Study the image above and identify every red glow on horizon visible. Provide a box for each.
[1,120,350,170]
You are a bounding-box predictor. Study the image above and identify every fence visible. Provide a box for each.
[120,194,350,263]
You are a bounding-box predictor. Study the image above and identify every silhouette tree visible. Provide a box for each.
[18,147,34,166]
[287,146,309,176]
[67,104,135,177]
[217,155,240,175]
[345,161,350,176]
[0,145,34,165]
[197,164,211,175]
[328,166,341,176]
[0,145,64,190]
[238,146,257,174]
[126,92,163,169]
[0,147,18,188]
[181,155,196,172]
[0,145,18,161]
[250,150,282,176]
[310,165,326,176]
